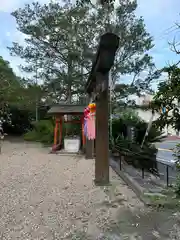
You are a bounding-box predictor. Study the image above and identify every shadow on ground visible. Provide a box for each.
[104,208,179,239]
[3,135,25,143]
[72,208,180,239]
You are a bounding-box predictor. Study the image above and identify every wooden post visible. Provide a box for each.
[85,139,94,159]
[81,116,86,148]
[95,73,109,185]
[54,118,59,145]
[85,33,119,185]
[59,117,63,145]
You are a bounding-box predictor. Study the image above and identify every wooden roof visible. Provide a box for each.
[47,104,85,115]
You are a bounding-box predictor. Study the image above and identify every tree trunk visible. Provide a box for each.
[66,50,73,130]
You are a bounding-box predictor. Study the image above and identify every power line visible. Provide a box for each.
[154,24,179,41]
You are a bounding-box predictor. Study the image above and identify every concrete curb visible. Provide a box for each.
[109,160,151,205]
[110,159,179,208]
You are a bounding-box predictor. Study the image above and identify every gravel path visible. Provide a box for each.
[0,140,144,239]
[0,140,180,239]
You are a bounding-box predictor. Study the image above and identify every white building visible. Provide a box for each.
[135,94,177,136]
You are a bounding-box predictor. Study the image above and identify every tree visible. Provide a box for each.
[18,81,44,109]
[8,0,158,104]
[0,56,23,121]
[150,17,180,131]
[0,56,21,102]
[0,55,45,125]
[152,66,180,130]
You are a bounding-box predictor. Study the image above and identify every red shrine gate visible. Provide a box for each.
[48,104,86,152]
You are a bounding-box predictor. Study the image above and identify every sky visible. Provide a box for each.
[0,0,180,85]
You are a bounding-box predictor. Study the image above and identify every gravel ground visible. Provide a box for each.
[0,140,143,239]
[0,140,180,240]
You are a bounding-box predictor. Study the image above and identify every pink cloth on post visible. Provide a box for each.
[87,113,95,140]
[91,114,95,139]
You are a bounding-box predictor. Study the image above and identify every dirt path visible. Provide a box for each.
[0,140,179,239]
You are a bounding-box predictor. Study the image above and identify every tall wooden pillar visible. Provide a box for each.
[85,139,94,159]
[95,73,109,185]
[81,116,86,149]
[85,33,119,185]
[54,118,59,145]
[59,117,63,145]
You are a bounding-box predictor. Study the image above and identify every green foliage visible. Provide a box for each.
[65,123,81,137]
[0,55,46,127]
[24,116,82,144]
[175,174,180,197]
[115,109,140,124]
[173,143,180,196]
[0,56,22,122]
[153,66,180,131]
[24,120,54,144]
[16,82,45,110]
[111,133,158,174]
[9,0,157,104]
[110,109,164,174]
[135,121,165,145]
[111,110,164,146]
[111,109,139,140]
[64,116,82,137]
[2,104,49,135]
[3,106,32,134]
[0,56,21,103]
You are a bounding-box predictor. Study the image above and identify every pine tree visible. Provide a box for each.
[9,0,158,103]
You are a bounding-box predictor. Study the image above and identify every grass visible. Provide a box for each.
[70,230,91,240]
[143,187,180,209]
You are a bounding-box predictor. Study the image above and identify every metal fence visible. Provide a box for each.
[156,159,176,186]
[116,155,177,187]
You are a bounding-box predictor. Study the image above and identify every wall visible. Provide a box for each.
[124,94,178,136]
[135,108,177,136]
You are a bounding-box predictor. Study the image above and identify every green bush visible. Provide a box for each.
[64,122,81,137]
[112,113,164,146]
[110,110,163,175]
[110,134,158,175]
[24,120,54,144]
[173,143,180,196]
[2,105,50,135]
[135,122,165,145]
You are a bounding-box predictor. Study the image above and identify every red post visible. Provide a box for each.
[59,117,63,145]
[54,119,58,145]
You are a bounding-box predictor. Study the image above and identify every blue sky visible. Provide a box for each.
[0,0,180,84]
[137,0,180,69]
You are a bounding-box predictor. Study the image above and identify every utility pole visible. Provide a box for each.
[141,110,155,148]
